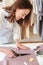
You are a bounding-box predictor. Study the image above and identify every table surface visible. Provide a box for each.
[0,43,43,65]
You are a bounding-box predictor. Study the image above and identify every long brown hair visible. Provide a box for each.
[3,0,33,39]
[3,0,33,26]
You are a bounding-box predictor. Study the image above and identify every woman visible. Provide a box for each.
[0,0,33,58]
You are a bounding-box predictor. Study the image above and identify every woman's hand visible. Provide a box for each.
[16,39,28,49]
[6,50,16,58]
[17,43,28,49]
[0,48,16,58]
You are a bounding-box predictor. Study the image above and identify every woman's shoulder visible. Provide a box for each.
[0,9,5,24]
[0,9,8,17]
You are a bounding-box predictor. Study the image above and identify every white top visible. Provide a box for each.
[0,9,21,44]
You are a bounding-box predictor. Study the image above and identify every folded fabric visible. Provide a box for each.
[0,47,39,65]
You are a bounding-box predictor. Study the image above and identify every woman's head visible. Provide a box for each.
[15,9,30,20]
[4,0,33,26]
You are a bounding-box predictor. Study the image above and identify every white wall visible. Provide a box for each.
[0,0,15,8]
[3,0,14,6]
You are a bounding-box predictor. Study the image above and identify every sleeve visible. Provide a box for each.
[13,24,21,41]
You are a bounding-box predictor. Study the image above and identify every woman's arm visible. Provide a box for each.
[13,23,28,49]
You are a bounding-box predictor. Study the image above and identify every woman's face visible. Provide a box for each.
[15,9,30,20]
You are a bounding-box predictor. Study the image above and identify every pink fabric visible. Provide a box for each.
[0,47,39,65]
